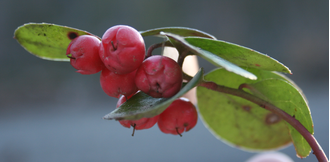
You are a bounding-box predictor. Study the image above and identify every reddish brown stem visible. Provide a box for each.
[111,41,117,50]
[131,123,136,137]
[198,80,328,162]
[66,55,75,59]
[146,41,176,59]
[176,127,182,137]
[146,42,165,58]
[182,72,193,81]
[238,83,252,90]
[177,50,188,68]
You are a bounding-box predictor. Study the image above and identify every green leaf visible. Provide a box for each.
[247,79,313,157]
[14,23,99,61]
[103,68,204,121]
[197,68,313,153]
[140,27,216,39]
[185,37,291,74]
[161,32,257,80]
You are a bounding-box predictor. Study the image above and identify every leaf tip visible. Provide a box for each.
[249,75,258,80]
[102,115,112,120]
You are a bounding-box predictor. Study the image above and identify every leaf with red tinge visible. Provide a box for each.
[197,68,313,156]
[247,79,313,158]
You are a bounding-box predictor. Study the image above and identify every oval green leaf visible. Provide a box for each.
[185,37,291,74]
[197,68,312,153]
[140,27,216,39]
[14,23,99,61]
[246,79,313,158]
[161,32,257,80]
[103,68,204,121]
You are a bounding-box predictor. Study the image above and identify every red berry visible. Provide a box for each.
[66,35,104,74]
[157,97,198,136]
[135,55,183,98]
[100,68,138,98]
[116,94,159,136]
[99,25,146,74]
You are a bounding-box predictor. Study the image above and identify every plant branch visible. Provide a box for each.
[198,80,328,162]
[177,50,189,68]
[183,72,193,81]
[146,41,174,59]
[146,42,163,58]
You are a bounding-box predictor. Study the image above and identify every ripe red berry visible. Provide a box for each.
[66,35,104,74]
[100,68,138,98]
[99,25,146,74]
[157,97,198,136]
[134,55,183,98]
[116,94,159,136]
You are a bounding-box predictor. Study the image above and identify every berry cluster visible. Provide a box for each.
[66,25,197,136]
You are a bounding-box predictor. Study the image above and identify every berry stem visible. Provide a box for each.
[176,127,182,137]
[183,72,193,81]
[111,41,117,50]
[177,50,189,68]
[146,43,163,58]
[146,41,173,58]
[131,123,136,136]
[198,80,328,162]
[66,54,75,59]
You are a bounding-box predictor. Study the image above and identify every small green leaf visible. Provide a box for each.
[14,23,99,61]
[140,27,216,39]
[197,68,313,153]
[161,32,257,80]
[103,68,204,121]
[247,79,313,157]
[185,37,291,74]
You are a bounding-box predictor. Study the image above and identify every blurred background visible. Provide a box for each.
[0,0,328,161]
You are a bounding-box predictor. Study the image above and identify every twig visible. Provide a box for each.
[146,41,174,58]
[146,42,163,58]
[177,50,189,68]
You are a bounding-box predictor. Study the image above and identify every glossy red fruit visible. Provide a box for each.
[135,55,182,98]
[157,97,198,136]
[99,25,146,74]
[100,68,138,98]
[66,35,104,74]
[116,94,159,136]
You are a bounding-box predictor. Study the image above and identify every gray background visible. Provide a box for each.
[0,0,328,162]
